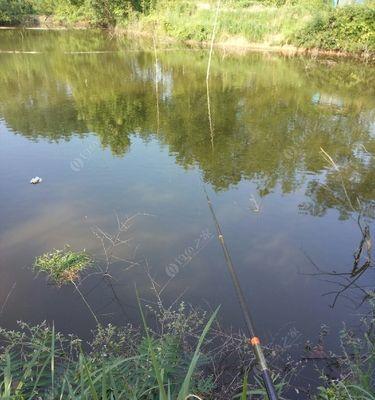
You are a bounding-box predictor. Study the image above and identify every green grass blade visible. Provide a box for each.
[241,372,248,400]
[63,374,76,399]
[346,384,375,400]
[58,377,67,400]
[178,306,220,400]
[51,324,55,397]
[27,349,53,400]
[101,370,108,400]
[79,354,86,400]
[80,354,99,400]
[136,287,168,400]
[3,352,12,398]
[16,341,46,393]
[109,371,121,399]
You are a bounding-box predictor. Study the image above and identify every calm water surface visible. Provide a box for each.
[0,31,374,356]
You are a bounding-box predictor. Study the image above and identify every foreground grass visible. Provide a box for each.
[316,306,375,400]
[0,307,219,399]
[0,300,374,399]
[0,301,290,399]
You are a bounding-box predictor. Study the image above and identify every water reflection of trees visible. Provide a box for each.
[301,153,375,220]
[0,30,374,220]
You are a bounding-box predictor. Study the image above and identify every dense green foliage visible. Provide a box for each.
[0,0,33,25]
[0,0,147,26]
[0,0,374,53]
[139,0,374,52]
[145,0,334,43]
[295,5,375,52]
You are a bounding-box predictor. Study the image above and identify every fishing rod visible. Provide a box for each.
[204,186,279,400]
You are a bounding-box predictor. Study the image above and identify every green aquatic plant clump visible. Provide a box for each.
[34,247,92,285]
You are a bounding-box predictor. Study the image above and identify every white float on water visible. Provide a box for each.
[30,177,43,184]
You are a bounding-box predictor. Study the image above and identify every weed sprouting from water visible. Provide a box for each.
[34,247,99,324]
[34,246,92,286]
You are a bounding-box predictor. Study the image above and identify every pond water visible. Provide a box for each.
[0,30,374,364]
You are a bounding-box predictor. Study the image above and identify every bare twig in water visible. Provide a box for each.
[301,249,373,308]
[152,27,160,134]
[327,266,371,308]
[320,147,357,213]
[71,280,99,324]
[89,212,152,318]
[352,225,372,277]
[92,212,147,273]
[206,0,221,84]
[308,148,374,306]
[0,282,16,316]
[143,258,164,310]
[206,0,221,150]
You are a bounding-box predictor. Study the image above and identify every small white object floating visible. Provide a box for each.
[30,177,43,184]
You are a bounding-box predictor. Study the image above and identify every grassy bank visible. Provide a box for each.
[0,301,374,399]
[128,0,375,54]
[0,0,374,55]
[0,310,221,399]
[0,304,287,399]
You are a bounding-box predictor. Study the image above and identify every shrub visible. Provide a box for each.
[0,0,34,25]
[293,5,375,52]
[84,0,155,27]
[30,0,56,14]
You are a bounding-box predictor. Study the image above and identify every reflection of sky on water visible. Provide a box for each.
[312,92,344,108]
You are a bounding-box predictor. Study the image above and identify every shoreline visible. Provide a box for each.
[1,24,374,62]
[185,37,374,61]
[117,26,375,61]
